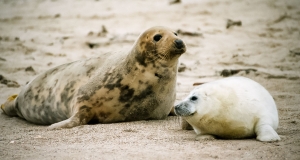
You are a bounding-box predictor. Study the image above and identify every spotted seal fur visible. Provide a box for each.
[1,26,186,129]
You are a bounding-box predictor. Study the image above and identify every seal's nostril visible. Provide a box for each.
[174,39,184,49]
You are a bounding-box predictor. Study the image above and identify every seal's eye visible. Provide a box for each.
[190,96,198,101]
[153,34,162,42]
[174,33,178,36]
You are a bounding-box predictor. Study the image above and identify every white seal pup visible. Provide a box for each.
[1,26,186,129]
[174,77,280,142]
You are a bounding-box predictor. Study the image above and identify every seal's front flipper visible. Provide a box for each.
[48,105,94,129]
[256,124,280,142]
[1,94,18,116]
[48,116,81,129]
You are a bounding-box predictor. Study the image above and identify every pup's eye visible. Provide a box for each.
[190,96,198,101]
[174,32,178,36]
[153,34,162,42]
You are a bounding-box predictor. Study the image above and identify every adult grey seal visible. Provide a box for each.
[174,77,280,142]
[1,26,186,129]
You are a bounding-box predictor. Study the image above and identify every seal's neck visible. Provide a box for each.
[125,48,179,70]
[122,49,178,84]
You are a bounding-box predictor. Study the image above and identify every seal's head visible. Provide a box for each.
[174,89,198,117]
[133,26,186,66]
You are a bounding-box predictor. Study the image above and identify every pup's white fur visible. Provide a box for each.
[175,77,280,142]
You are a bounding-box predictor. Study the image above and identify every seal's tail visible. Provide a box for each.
[1,94,18,116]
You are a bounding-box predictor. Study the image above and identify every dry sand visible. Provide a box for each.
[0,0,300,159]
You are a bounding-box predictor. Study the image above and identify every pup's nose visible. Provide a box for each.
[174,39,184,49]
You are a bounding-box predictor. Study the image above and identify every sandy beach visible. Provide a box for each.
[0,0,299,159]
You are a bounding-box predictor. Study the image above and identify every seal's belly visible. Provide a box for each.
[191,113,256,139]
[84,85,172,123]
